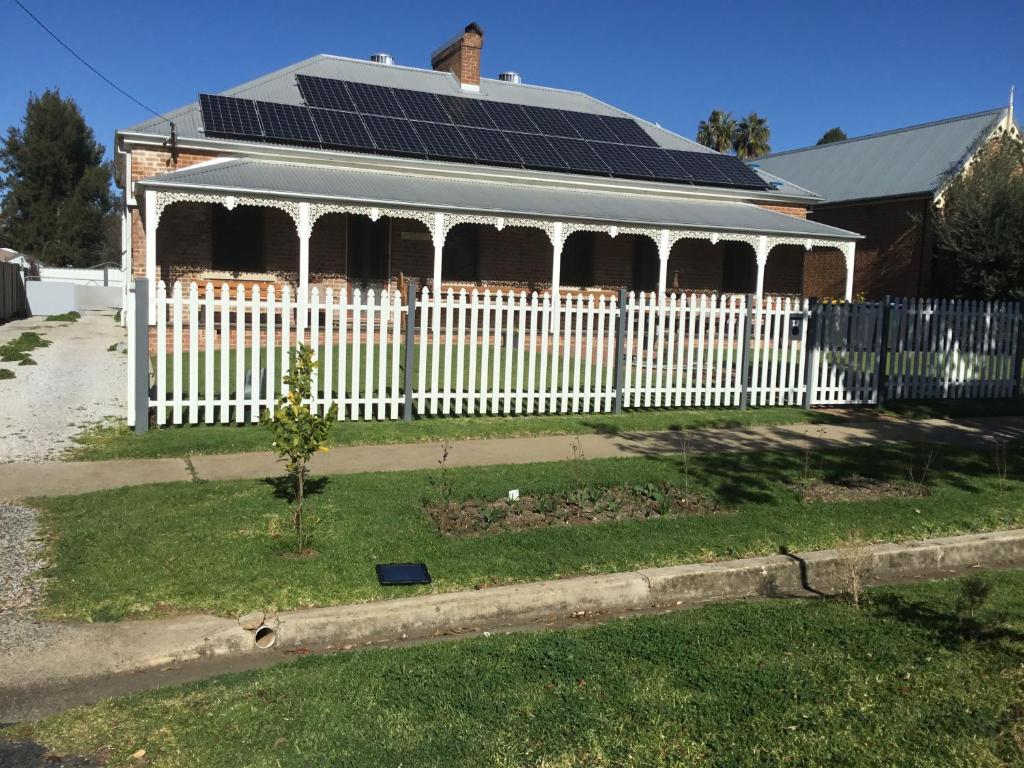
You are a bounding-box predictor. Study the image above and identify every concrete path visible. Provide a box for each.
[3,528,1022,723]
[1,415,1023,498]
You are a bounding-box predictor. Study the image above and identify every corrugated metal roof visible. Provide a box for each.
[124,53,708,153]
[749,109,1009,204]
[137,158,859,241]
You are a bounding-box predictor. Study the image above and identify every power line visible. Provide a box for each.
[14,0,172,123]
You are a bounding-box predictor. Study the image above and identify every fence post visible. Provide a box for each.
[403,282,417,421]
[875,295,892,409]
[613,288,627,414]
[803,299,819,410]
[133,278,150,433]
[1014,301,1024,398]
[739,293,754,410]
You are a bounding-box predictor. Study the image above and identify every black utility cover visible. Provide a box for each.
[376,562,432,586]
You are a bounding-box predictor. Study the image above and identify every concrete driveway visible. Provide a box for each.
[0,311,126,463]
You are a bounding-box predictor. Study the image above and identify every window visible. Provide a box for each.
[442,224,479,282]
[722,242,755,293]
[560,231,594,288]
[347,216,389,286]
[212,205,265,271]
[632,237,659,292]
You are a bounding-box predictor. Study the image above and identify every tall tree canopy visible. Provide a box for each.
[0,89,115,267]
[817,127,848,145]
[931,137,1024,299]
[732,113,771,159]
[696,110,736,153]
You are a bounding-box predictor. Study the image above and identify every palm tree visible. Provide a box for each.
[696,110,736,153]
[733,113,771,159]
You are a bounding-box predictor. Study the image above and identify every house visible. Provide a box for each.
[751,105,1021,299]
[0,247,34,270]
[115,23,861,315]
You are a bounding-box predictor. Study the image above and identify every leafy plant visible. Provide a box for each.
[45,311,80,322]
[0,368,13,380]
[431,440,454,509]
[263,344,337,554]
[956,576,992,620]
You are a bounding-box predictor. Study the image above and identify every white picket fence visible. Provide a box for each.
[127,282,1022,427]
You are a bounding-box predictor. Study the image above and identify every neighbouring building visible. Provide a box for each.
[115,23,862,314]
[751,105,1021,299]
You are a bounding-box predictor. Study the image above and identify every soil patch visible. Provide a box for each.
[800,476,929,503]
[428,483,726,536]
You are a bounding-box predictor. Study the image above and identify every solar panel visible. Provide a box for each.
[626,145,694,181]
[523,106,579,138]
[347,82,405,117]
[310,108,374,151]
[440,96,497,129]
[545,136,610,174]
[393,89,451,123]
[504,132,568,170]
[255,102,320,145]
[199,94,263,139]
[296,75,355,112]
[563,111,619,143]
[602,116,658,147]
[480,101,540,133]
[411,121,474,160]
[458,126,522,165]
[667,150,732,186]
[709,154,769,188]
[588,142,651,177]
[362,115,427,156]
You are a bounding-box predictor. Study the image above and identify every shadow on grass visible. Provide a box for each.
[0,740,100,767]
[262,475,331,504]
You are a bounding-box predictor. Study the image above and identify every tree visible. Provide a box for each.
[931,137,1024,299]
[733,113,771,159]
[0,90,114,267]
[817,127,848,145]
[696,110,736,153]
[264,344,338,554]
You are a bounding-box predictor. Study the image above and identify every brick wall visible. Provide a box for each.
[808,197,931,299]
[756,202,808,219]
[667,239,725,292]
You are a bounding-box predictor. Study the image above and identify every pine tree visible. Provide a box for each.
[0,89,115,267]
[817,127,848,145]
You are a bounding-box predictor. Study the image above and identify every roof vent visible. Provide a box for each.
[369,53,394,65]
[498,71,522,84]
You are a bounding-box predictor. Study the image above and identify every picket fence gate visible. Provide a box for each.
[126,280,1023,428]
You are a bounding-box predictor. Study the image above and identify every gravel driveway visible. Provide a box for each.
[0,311,126,463]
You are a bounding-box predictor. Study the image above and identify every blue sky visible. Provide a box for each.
[1,0,1021,161]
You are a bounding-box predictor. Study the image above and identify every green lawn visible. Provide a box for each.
[8,571,1024,767]
[67,405,842,461]
[32,443,1024,621]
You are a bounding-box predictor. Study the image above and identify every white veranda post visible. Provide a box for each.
[550,222,564,300]
[297,201,311,340]
[431,212,445,296]
[657,229,670,297]
[843,242,856,301]
[144,189,157,322]
[754,235,769,303]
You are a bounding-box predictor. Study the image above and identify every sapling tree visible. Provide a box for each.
[264,344,337,553]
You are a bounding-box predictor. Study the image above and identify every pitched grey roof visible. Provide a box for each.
[137,158,859,241]
[750,109,1009,205]
[123,54,710,153]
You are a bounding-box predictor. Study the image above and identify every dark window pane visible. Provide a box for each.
[212,206,265,271]
[442,225,479,282]
[560,231,594,288]
[632,236,659,292]
[347,216,389,286]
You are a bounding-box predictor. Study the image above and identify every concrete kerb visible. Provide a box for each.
[4,528,1022,716]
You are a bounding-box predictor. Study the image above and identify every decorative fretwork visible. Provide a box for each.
[441,213,504,239]
[764,236,853,255]
[153,191,303,233]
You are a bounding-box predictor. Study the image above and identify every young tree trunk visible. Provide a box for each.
[294,462,305,553]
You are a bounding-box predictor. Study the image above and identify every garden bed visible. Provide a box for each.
[427,482,725,535]
[799,476,929,503]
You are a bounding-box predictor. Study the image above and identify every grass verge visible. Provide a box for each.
[7,571,1024,767]
[31,443,1024,621]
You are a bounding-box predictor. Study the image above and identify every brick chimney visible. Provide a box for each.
[431,22,484,90]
